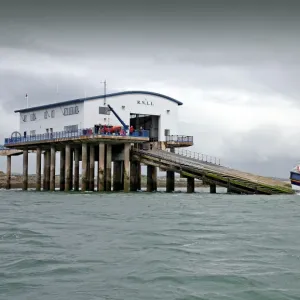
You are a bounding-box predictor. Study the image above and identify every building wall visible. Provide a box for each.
[17,93,179,141]
[83,94,179,141]
[19,103,84,135]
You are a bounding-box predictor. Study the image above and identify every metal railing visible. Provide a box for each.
[165,135,193,143]
[135,148,224,175]
[174,148,221,165]
[4,128,150,145]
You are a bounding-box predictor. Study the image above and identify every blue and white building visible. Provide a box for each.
[14,91,183,142]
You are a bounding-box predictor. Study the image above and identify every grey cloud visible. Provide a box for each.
[0,0,299,178]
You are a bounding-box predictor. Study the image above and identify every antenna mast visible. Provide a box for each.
[101,80,107,105]
[104,80,107,105]
[25,93,29,108]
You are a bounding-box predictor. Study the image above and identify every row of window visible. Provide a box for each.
[64,125,78,132]
[44,110,55,119]
[22,113,36,122]
[22,106,79,122]
[64,106,79,116]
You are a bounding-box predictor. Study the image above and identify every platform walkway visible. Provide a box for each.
[132,149,294,195]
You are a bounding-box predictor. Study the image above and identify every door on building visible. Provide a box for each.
[130,113,160,141]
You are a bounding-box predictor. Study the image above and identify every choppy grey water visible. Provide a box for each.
[1,189,300,300]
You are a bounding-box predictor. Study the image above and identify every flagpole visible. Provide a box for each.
[26,94,29,108]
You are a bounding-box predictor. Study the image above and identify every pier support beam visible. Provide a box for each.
[106,144,112,191]
[123,143,130,193]
[36,147,41,191]
[6,155,11,190]
[22,148,28,191]
[65,144,71,191]
[50,145,56,191]
[86,149,90,191]
[210,184,216,194]
[59,149,66,191]
[136,161,141,190]
[147,165,157,192]
[98,143,105,192]
[113,161,122,191]
[60,149,65,191]
[43,152,46,190]
[130,161,138,191]
[74,148,80,191]
[45,150,50,191]
[81,143,88,192]
[187,177,195,193]
[69,149,73,191]
[89,145,95,191]
[166,170,175,193]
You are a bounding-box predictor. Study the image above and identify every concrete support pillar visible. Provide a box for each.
[130,161,137,191]
[136,161,141,190]
[46,150,51,191]
[36,147,41,191]
[81,143,88,192]
[113,161,122,191]
[60,149,65,191]
[22,148,28,191]
[89,145,95,191]
[187,177,195,193]
[86,149,90,191]
[6,155,11,190]
[98,143,105,192]
[65,144,71,191]
[166,170,175,193]
[147,165,157,192]
[74,148,80,191]
[123,143,130,193]
[106,144,112,191]
[43,152,46,190]
[69,149,73,191]
[210,183,217,194]
[50,145,56,191]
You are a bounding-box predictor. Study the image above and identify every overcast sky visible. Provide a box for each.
[1,0,300,178]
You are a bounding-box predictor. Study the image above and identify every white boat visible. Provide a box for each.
[290,164,300,192]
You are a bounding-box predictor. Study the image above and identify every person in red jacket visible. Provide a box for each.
[130,125,134,135]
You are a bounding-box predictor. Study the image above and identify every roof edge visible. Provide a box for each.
[14,90,183,113]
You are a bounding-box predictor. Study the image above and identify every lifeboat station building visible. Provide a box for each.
[3,91,193,192]
[15,91,183,141]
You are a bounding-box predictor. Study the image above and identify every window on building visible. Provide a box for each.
[99,106,110,115]
[44,111,48,119]
[64,125,78,132]
[30,130,36,136]
[22,115,28,122]
[51,110,55,118]
[30,113,36,121]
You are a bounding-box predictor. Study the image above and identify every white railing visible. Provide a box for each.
[174,148,221,165]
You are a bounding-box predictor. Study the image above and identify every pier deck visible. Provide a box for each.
[132,149,293,195]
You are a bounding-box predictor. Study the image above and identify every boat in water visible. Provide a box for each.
[290,164,300,192]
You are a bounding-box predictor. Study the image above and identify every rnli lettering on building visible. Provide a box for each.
[137,100,154,106]
[14,91,183,141]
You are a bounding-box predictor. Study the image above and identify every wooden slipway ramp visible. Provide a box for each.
[132,149,294,195]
